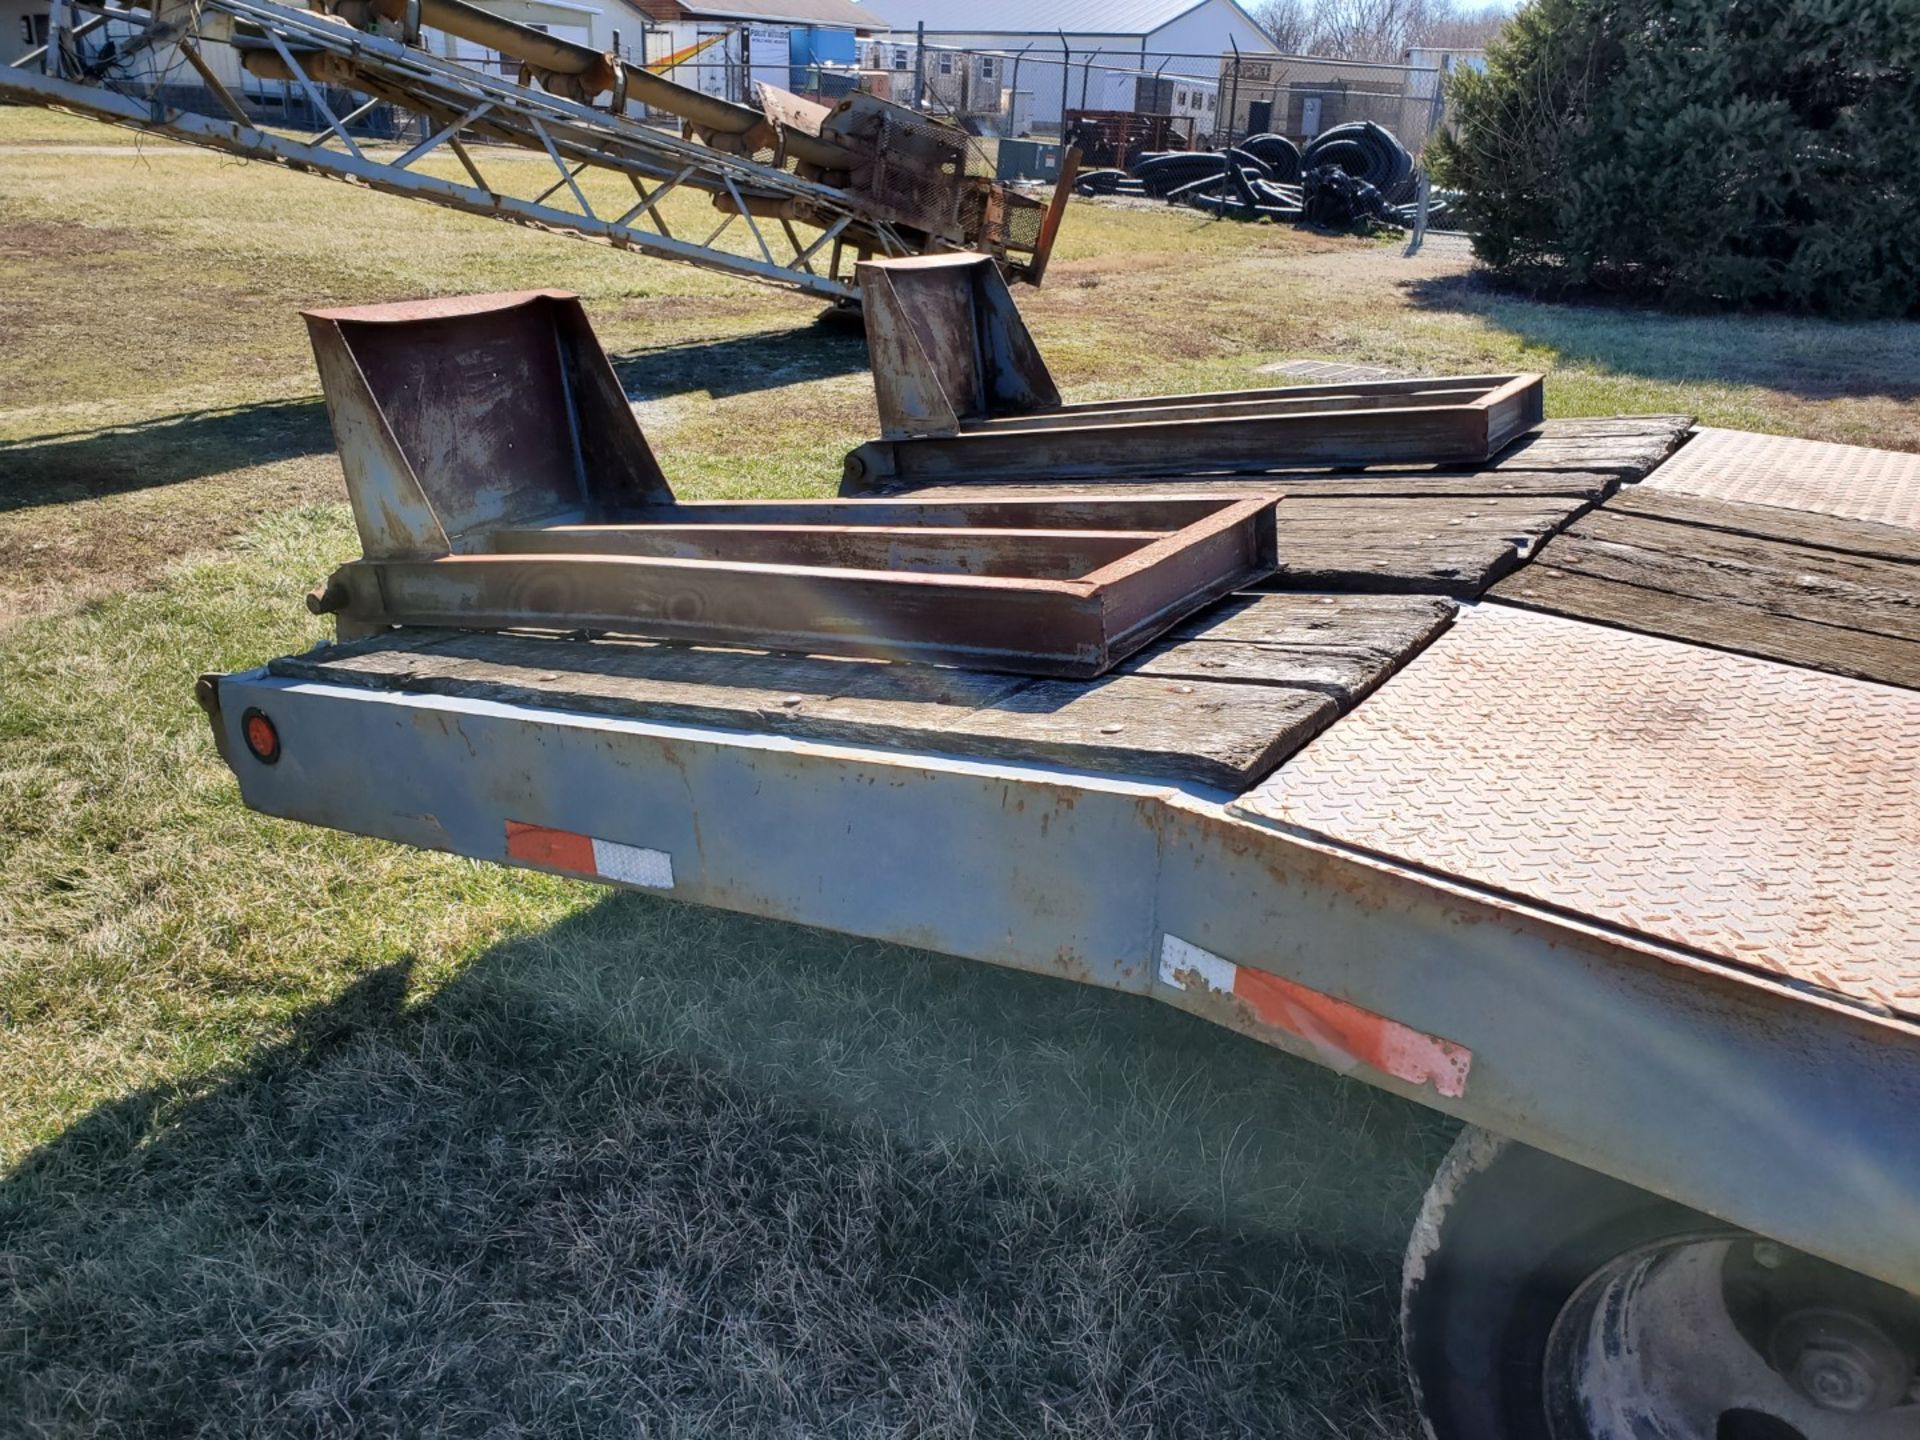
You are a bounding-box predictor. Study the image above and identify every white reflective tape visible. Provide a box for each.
[589,837,674,889]
[1158,933,1237,994]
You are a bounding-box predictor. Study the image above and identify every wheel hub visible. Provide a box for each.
[1772,1309,1912,1416]
[1544,1236,1920,1440]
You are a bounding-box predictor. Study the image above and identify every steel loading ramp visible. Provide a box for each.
[1232,601,1920,1021]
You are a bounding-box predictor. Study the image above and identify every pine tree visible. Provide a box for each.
[1430,0,1920,316]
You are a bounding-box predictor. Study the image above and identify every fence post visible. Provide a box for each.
[1057,31,1070,136]
[1405,170,1431,255]
[1406,60,1447,255]
[913,22,925,111]
[1426,57,1449,141]
[1225,37,1240,148]
[1010,43,1029,134]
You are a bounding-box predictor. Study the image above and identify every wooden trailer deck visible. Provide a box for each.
[279,415,1698,791]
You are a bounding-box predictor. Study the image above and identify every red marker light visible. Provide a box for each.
[242,708,281,765]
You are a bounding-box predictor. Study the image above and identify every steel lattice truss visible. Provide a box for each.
[3,0,950,300]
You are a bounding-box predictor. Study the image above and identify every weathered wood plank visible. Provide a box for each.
[273,629,1030,729]
[947,675,1336,789]
[274,624,1345,789]
[1490,568,1920,691]
[1164,590,1456,645]
[1610,486,1920,565]
[1474,416,1689,480]
[1269,495,1589,595]
[1280,469,1615,498]
[1547,510,1920,643]
[1138,592,1455,697]
[1127,640,1386,692]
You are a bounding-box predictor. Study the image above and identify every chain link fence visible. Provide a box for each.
[850,39,1462,149]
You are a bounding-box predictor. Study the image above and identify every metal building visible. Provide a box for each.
[864,0,1275,136]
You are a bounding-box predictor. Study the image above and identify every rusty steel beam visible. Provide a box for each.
[310,495,1280,676]
[963,385,1500,434]
[1041,375,1524,417]
[850,254,1546,484]
[604,496,1241,531]
[842,396,1542,489]
[490,523,1159,579]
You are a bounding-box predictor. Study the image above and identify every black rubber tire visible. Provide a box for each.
[1401,1128,1717,1440]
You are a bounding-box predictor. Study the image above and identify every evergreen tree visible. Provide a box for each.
[1430,0,1920,316]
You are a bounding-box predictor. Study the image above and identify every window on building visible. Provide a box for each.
[1206,93,1215,110]
[22,13,50,45]
[937,52,953,75]
[891,48,908,69]
[979,56,995,79]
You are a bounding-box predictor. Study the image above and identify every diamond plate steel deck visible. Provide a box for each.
[1644,426,1920,530]
[1231,604,1920,1019]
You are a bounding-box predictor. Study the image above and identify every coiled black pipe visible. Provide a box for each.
[1084,122,1430,230]
[1237,133,1302,184]
[1072,168,1130,196]
[1131,147,1273,196]
[1301,121,1414,204]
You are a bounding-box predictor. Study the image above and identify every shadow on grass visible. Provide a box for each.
[0,325,868,511]
[607,321,869,401]
[0,397,336,512]
[0,894,1450,1438]
[1404,272,1920,402]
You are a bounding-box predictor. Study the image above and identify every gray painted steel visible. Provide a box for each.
[211,668,1920,1296]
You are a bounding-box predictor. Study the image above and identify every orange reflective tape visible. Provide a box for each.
[1232,966,1472,1098]
[505,820,596,874]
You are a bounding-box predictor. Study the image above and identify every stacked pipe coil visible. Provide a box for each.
[1070,120,1457,231]
[1301,122,1415,205]
[1236,133,1302,184]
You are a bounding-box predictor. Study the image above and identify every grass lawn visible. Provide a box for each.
[3,103,1917,1436]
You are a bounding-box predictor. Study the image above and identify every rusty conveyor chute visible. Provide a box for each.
[3,0,1078,301]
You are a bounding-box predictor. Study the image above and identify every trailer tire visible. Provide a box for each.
[1402,1129,1920,1440]
[1401,1129,1692,1438]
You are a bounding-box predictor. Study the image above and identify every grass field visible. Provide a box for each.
[4,104,1918,1436]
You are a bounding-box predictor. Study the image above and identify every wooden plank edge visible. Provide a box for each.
[1487,566,1920,691]
[270,643,1339,789]
[1608,485,1920,565]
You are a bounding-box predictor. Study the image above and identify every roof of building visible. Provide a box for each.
[864,0,1267,37]
[674,0,880,27]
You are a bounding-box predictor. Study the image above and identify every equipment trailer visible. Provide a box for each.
[198,270,1920,1437]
